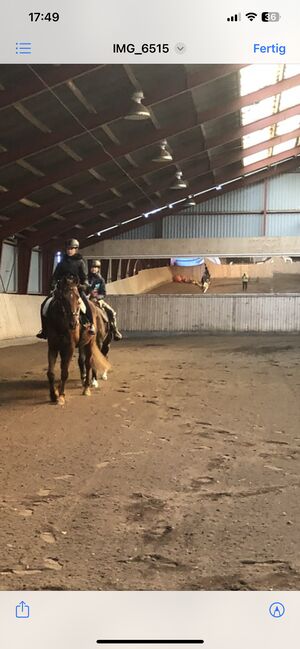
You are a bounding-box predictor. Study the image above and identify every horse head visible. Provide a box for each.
[56,275,81,330]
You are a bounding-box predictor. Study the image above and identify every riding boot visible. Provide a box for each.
[36,315,48,339]
[111,314,122,340]
[81,313,95,335]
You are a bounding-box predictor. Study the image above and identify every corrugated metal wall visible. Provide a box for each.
[162,213,262,238]
[267,214,300,236]
[266,174,300,236]
[113,221,156,239]
[108,294,300,333]
[112,173,300,240]
[268,174,300,210]
[184,184,264,212]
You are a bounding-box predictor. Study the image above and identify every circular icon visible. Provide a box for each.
[175,42,186,55]
[269,602,285,618]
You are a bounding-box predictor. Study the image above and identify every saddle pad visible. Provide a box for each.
[97,305,109,324]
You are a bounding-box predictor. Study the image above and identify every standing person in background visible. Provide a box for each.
[204,263,210,280]
[242,272,249,292]
[201,263,211,288]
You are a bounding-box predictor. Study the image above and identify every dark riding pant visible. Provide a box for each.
[80,291,93,324]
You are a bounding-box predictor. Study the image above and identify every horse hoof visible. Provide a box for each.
[91,378,99,388]
[57,395,65,406]
[83,387,91,396]
[101,371,108,381]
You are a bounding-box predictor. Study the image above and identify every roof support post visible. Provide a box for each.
[154,220,163,238]
[17,243,31,294]
[0,241,5,292]
[120,259,129,279]
[41,248,55,295]
[111,259,120,282]
[100,259,109,282]
[263,179,268,237]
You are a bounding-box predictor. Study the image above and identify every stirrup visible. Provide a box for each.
[36,330,47,340]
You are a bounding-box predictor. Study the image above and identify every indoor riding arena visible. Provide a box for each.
[1,63,300,591]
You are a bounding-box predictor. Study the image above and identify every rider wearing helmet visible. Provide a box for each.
[36,239,95,339]
[89,260,122,341]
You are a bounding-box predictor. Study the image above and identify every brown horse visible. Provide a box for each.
[78,298,112,388]
[46,276,109,405]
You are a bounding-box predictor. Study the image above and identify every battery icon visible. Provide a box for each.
[262,12,281,21]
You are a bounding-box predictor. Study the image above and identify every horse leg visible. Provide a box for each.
[100,334,110,381]
[91,370,99,388]
[58,346,73,405]
[47,348,59,403]
[90,333,101,388]
[78,346,86,386]
[83,343,92,396]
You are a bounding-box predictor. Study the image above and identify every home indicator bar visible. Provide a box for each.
[97,642,205,645]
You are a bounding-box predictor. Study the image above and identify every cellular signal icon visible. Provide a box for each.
[246,12,258,20]
[227,12,242,21]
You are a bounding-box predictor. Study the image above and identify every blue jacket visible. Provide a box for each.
[88,272,106,297]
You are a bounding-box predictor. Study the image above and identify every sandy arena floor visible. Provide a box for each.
[149,275,300,294]
[0,335,300,590]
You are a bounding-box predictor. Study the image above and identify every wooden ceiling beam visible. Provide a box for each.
[2,122,300,243]
[2,65,300,213]
[0,64,248,166]
[0,65,101,110]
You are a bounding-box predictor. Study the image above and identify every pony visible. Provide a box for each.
[46,276,109,405]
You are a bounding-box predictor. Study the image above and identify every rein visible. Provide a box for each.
[55,283,81,330]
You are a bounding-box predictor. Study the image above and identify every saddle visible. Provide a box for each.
[90,297,110,324]
[98,305,109,324]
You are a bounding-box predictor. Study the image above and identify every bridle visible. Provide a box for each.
[55,278,81,330]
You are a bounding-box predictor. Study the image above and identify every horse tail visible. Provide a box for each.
[90,339,111,373]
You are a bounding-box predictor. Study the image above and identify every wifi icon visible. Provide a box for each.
[246,11,258,20]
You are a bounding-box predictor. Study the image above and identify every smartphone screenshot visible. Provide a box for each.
[0,1,299,647]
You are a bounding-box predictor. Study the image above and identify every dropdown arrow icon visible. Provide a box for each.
[175,42,186,54]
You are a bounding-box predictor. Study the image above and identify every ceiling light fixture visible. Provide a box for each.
[152,140,173,163]
[170,171,188,190]
[124,91,151,121]
[183,195,196,208]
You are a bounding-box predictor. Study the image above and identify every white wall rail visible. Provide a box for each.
[1,293,300,342]
[0,294,44,341]
[108,294,300,333]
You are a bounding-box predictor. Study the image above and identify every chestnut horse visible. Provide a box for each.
[46,276,109,404]
[78,298,112,388]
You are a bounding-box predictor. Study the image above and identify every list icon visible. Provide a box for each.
[16,42,32,55]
